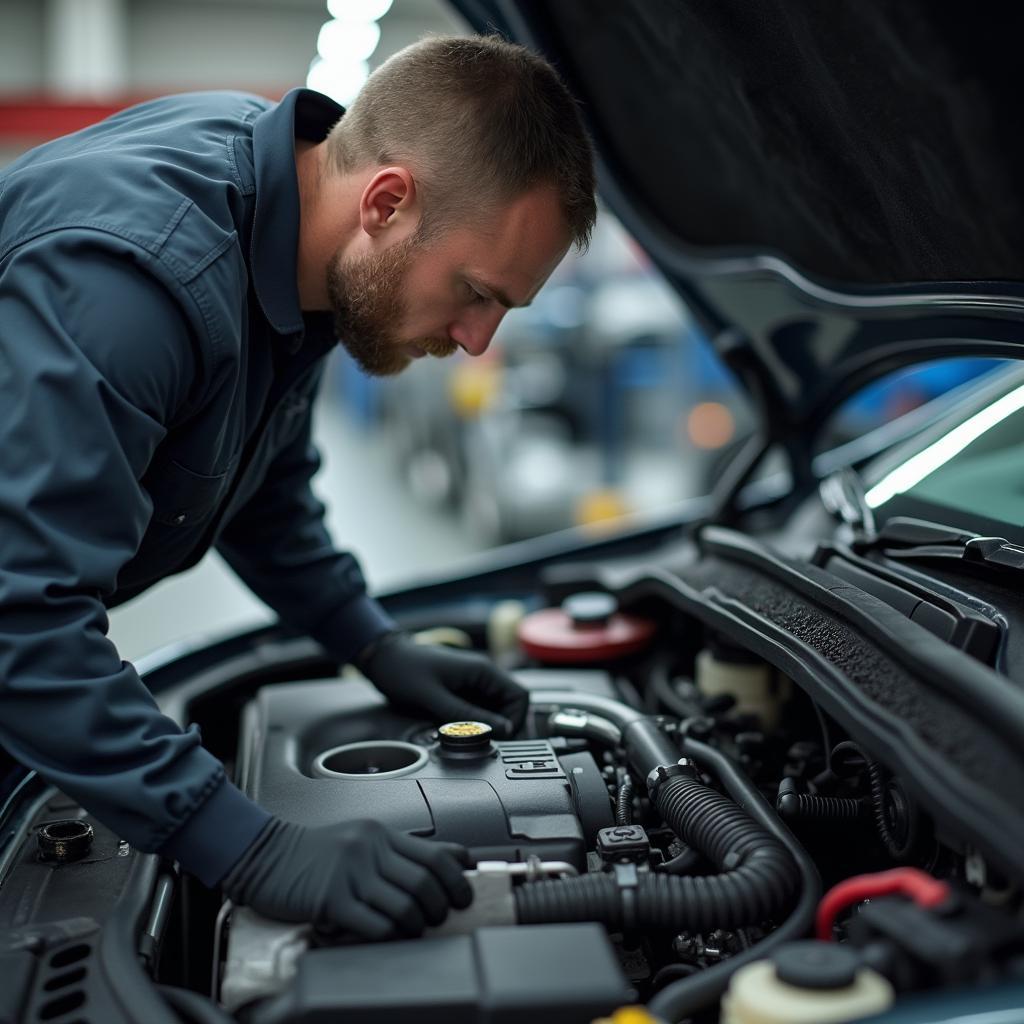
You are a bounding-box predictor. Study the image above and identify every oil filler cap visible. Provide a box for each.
[438,721,494,753]
[38,819,94,863]
[772,941,860,990]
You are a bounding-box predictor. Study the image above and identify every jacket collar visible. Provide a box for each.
[250,88,344,337]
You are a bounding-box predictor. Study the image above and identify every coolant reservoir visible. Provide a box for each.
[696,639,789,730]
[518,592,657,664]
[488,599,528,661]
[721,942,893,1024]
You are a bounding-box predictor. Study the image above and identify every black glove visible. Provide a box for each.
[356,632,529,738]
[222,817,472,940]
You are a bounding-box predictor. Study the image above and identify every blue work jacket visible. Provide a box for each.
[0,88,396,885]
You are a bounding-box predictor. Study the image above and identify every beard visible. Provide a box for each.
[326,233,459,377]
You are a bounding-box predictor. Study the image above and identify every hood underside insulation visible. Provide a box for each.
[527,0,1024,284]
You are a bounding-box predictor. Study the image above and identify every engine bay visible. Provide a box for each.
[4,524,1024,1024]
[196,533,1024,1023]
[220,655,815,1020]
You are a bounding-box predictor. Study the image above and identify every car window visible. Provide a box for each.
[863,365,1024,538]
[815,357,1005,456]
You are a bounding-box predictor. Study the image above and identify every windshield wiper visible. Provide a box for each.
[964,537,1024,575]
[857,516,1024,583]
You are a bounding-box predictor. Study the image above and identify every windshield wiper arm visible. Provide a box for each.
[860,518,1024,582]
[964,537,1024,575]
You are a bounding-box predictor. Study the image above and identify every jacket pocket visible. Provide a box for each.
[146,458,231,528]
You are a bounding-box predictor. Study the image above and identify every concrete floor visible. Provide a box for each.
[108,388,486,663]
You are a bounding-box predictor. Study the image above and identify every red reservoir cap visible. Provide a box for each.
[518,592,657,664]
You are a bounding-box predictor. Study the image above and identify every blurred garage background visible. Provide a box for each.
[0,0,992,661]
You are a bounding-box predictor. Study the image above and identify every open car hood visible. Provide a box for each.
[454,0,1024,443]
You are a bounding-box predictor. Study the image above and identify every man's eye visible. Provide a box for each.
[465,283,488,305]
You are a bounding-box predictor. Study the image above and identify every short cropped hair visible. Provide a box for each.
[327,34,597,250]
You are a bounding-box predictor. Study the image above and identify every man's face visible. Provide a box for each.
[327,185,571,377]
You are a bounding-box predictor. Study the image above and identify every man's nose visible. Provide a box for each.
[451,307,506,357]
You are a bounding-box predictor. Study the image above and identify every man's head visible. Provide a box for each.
[314,34,597,376]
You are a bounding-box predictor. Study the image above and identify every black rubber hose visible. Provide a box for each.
[655,773,797,920]
[646,736,822,1023]
[649,661,700,720]
[623,717,680,780]
[829,742,916,857]
[616,777,635,826]
[516,770,799,934]
[514,872,622,925]
[776,779,864,822]
[868,760,917,860]
[540,694,820,1020]
[651,963,699,990]
[536,690,678,782]
[516,867,795,933]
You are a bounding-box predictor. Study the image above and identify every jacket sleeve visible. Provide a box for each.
[215,391,397,665]
[0,232,268,887]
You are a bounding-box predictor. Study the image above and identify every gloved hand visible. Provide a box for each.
[356,631,529,738]
[221,817,472,939]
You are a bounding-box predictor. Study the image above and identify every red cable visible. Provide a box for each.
[816,868,952,941]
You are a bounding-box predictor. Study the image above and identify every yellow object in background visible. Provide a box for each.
[575,488,629,533]
[448,358,503,418]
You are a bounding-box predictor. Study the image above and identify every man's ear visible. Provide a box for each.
[358,167,419,238]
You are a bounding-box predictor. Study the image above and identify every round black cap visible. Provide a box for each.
[38,819,95,862]
[773,941,860,990]
[562,592,617,628]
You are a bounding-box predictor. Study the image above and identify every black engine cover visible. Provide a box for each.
[236,675,612,868]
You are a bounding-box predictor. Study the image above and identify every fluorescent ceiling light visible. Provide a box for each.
[317,18,381,64]
[307,57,371,107]
[327,0,393,22]
[865,381,1024,508]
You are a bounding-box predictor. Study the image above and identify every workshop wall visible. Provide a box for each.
[0,0,465,158]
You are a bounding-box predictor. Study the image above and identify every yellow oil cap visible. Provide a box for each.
[438,721,494,754]
[439,721,491,739]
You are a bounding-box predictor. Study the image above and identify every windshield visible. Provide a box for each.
[866,370,1024,538]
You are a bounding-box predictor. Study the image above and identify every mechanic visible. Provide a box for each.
[0,35,596,940]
